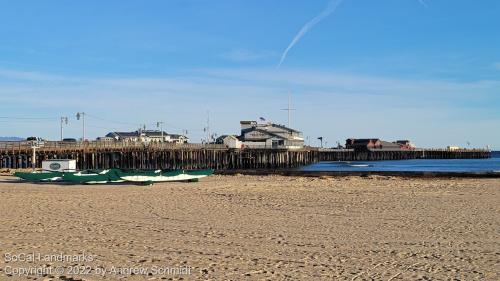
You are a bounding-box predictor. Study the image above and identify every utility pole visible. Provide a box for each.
[157,122,164,142]
[206,111,210,144]
[281,92,296,128]
[76,112,85,142]
[60,117,68,141]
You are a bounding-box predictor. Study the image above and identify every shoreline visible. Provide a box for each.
[216,169,500,178]
[3,168,499,179]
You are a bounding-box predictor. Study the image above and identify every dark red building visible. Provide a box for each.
[346,138,410,151]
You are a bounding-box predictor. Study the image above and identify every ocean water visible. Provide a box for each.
[301,151,500,173]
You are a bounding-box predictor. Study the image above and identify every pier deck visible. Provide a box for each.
[0,141,491,170]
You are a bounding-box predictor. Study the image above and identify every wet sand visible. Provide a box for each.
[0,175,498,280]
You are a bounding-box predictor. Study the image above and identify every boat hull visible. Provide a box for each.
[62,169,124,184]
[14,169,213,184]
[14,171,63,182]
[118,169,214,183]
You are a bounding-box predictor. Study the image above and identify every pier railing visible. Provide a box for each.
[0,141,491,170]
[0,141,227,152]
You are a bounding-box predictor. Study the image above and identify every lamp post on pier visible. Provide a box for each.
[60,117,68,141]
[76,112,86,142]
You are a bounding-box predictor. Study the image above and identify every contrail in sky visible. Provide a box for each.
[277,0,344,69]
[418,0,428,8]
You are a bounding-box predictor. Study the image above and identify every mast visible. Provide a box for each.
[288,94,291,127]
[281,91,296,128]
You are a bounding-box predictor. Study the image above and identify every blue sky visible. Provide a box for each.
[0,0,499,148]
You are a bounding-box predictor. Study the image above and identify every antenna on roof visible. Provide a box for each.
[281,91,296,128]
[204,110,210,144]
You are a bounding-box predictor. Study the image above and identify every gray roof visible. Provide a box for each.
[106,130,179,138]
[270,123,300,133]
[106,132,139,138]
[142,130,169,137]
[379,141,401,147]
[241,121,301,133]
[168,134,187,139]
[350,138,380,143]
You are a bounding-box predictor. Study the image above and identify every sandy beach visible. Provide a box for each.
[0,175,498,280]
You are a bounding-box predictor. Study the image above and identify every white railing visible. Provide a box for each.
[0,141,491,153]
[0,141,227,151]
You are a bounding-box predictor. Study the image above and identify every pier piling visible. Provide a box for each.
[0,142,491,170]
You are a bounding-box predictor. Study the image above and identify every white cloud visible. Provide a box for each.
[418,0,428,8]
[278,0,343,68]
[0,66,499,148]
[0,67,68,81]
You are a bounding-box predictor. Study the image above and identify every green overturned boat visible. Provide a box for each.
[116,169,214,184]
[14,168,214,184]
[62,169,124,184]
[14,171,63,182]
[62,169,213,184]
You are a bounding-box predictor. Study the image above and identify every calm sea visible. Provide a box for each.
[301,151,500,173]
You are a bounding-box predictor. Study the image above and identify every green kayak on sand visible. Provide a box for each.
[14,171,64,182]
[62,169,124,184]
[14,168,214,185]
[116,169,214,183]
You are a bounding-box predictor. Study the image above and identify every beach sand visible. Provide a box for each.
[0,175,498,280]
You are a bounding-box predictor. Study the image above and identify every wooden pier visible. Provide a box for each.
[0,141,491,170]
[317,149,491,161]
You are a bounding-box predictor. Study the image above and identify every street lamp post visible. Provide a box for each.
[60,117,68,141]
[76,112,85,142]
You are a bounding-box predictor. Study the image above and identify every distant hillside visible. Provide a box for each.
[0,136,24,141]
